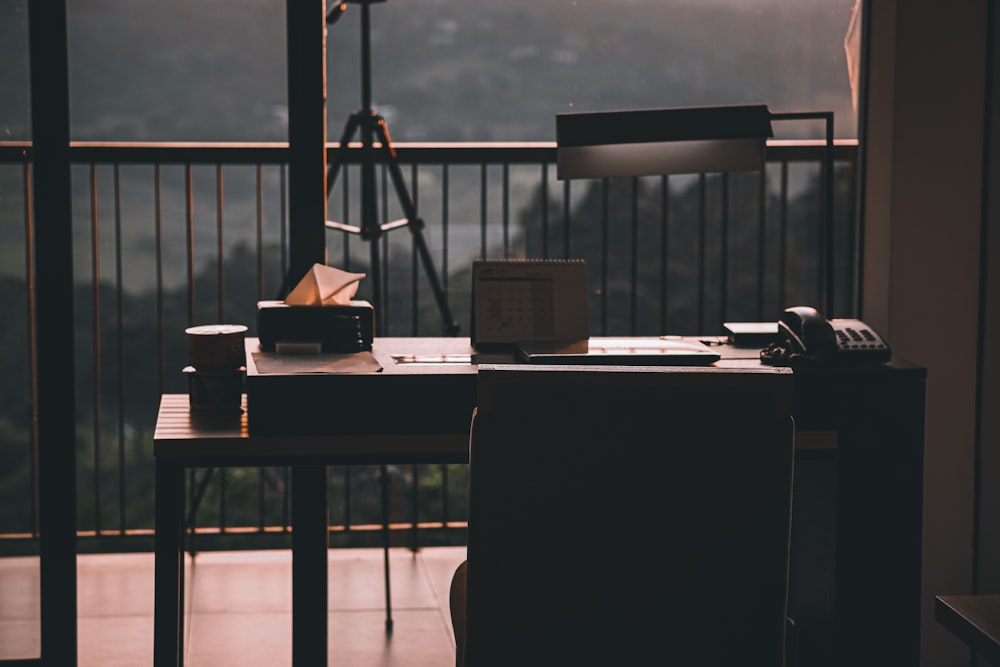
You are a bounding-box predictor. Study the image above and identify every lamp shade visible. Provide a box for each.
[556,104,774,179]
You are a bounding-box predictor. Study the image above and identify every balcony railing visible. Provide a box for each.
[0,139,857,553]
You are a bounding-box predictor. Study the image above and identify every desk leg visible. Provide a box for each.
[292,465,329,667]
[154,460,184,667]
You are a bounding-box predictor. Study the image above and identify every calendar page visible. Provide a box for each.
[471,259,588,348]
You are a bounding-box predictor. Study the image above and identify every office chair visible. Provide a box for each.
[454,364,796,667]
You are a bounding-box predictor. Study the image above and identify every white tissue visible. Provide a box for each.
[284,264,366,306]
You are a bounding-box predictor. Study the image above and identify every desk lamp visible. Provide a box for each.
[556,104,773,179]
[555,104,836,315]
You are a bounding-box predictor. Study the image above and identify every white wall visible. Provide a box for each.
[862,2,991,666]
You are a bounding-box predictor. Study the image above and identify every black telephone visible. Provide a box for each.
[762,305,891,366]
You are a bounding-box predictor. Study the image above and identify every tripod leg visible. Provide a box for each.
[368,227,383,314]
[374,117,461,335]
[409,223,460,336]
[327,112,363,198]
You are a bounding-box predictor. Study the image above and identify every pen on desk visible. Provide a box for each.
[391,354,473,364]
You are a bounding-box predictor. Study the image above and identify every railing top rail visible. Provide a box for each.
[68,141,291,164]
[1,138,857,166]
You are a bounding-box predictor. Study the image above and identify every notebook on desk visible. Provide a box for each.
[516,337,721,365]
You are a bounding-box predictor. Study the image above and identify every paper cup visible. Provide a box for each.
[186,324,248,370]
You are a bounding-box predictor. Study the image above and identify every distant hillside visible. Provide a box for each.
[0,0,857,142]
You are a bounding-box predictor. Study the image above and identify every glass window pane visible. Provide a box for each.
[327,0,859,142]
[66,0,288,142]
[0,0,30,140]
[52,0,858,143]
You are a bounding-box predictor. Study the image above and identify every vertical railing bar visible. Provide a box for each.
[326,466,336,537]
[283,466,291,533]
[216,163,225,322]
[114,163,127,533]
[23,161,40,537]
[600,178,609,335]
[215,163,226,531]
[219,468,227,532]
[442,166,451,268]
[409,176,419,334]
[845,156,859,314]
[823,116,835,316]
[436,161,452,335]
[379,232,388,329]
[185,164,195,327]
[563,179,571,260]
[815,160,826,308]
[411,162,420,335]
[256,165,264,300]
[380,163,390,332]
[540,163,550,258]
[779,161,790,306]
[333,167,351,535]
[408,464,418,549]
[154,165,165,396]
[259,467,267,533]
[502,163,510,257]
[630,177,639,335]
[756,166,767,320]
[660,175,669,333]
[416,163,438,291]
[89,164,103,535]
[343,467,352,533]
[479,164,488,258]
[184,163,197,543]
[279,164,288,295]
[698,174,709,333]
[442,165,451,266]
[720,173,730,326]
[442,463,450,528]
[256,164,266,533]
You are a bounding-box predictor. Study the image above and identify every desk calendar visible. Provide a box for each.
[470,259,589,348]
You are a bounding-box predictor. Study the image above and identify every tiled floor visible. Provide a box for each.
[0,546,466,667]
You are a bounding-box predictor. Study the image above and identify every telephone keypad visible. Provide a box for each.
[831,320,890,355]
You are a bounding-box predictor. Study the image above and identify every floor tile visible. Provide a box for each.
[328,609,455,667]
[417,546,467,620]
[0,618,40,660]
[0,546,465,667]
[78,551,156,617]
[0,556,40,621]
[78,614,155,667]
[0,556,41,660]
[189,550,292,614]
[187,610,291,667]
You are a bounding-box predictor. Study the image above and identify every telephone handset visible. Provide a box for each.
[762,305,891,366]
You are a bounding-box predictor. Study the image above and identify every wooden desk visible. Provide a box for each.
[153,364,470,667]
[154,336,926,667]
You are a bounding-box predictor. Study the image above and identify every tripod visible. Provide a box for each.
[325,0,459,636]
[326,0,460,336]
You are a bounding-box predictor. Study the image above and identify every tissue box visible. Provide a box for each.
[256,300,374,353]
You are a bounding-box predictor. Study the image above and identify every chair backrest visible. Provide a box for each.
[464,364,795,667]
